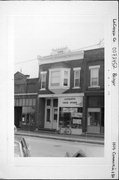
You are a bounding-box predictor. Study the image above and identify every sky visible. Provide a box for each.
[14,13,104,78]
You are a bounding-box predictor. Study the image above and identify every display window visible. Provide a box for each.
[59,107,83,129]
[21,106,35,126]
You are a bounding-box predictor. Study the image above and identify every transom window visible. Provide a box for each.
[89,66,100,87]
[40,71,47,89]
[73,67,81,88]
[49,68,70,89]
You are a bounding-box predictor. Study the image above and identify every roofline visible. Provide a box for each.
[38,50,84,65]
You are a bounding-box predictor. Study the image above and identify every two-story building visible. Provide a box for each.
[37,47,84,135]
[14,72,39,130]
[83,48,104,134]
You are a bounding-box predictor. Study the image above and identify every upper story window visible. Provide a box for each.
[89,65,100,88]
[49,68,70,89]
[50,70,60,87]
[40,71,47,90]
[73,67,81,88]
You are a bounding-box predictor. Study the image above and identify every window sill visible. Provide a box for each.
[49,86,69,90]
[40,88,46,91]
[88,86,100,88]
[72,87,80,89]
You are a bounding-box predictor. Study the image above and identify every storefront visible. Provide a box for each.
[40,94,84,135]
[14,96,37,130]
[86,94,104,134]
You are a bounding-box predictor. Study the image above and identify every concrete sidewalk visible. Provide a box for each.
[16,129,104,145]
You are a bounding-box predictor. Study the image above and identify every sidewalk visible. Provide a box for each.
[16,129,104,145]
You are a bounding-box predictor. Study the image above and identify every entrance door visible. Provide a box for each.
[52,108,58,129]
[45,98,58,130]
[14,107,22,128]
[52,99,58,130]
[45,99,52,129]
[87,108,101,133]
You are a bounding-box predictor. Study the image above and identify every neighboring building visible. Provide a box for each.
[83,48,104,134]
[14,72,39,130]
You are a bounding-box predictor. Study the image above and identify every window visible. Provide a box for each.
[89,66,100,87]
[46,99,51,122]
[40,72,47,89]
[49,68,70,89]
[50,70,60,87]
[73,68,81,88]
[63,70,69,86]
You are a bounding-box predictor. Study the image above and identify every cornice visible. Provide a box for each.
[38,50,84,65]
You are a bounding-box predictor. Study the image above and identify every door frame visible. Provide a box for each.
[45,98,59,130]
[87,108,101,133]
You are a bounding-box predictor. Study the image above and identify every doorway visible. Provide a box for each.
[87,108,101,133]
[14,107,22,128]
[45,98,58,130]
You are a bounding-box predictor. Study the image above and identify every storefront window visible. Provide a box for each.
[88,112,100,126]
[21,106,35,126]
[59,107,83,129]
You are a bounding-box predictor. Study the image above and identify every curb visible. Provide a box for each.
[16,132,104,145]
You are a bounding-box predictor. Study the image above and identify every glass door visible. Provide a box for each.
[45,99,52,129]
[52,99,58,130]
[87,108,101,133]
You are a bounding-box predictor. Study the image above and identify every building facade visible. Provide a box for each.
[37,48,84,134]
[14,72,39,130]
[14,46,104,135]
[83,48,104,134]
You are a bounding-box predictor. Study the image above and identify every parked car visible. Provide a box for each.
[14,135,30,157]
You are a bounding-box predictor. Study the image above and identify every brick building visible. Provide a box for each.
[83,48,104,134]
[14,72,39,130]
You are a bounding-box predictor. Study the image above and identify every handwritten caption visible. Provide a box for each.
[111,19,118,86]
[111,142,117,178]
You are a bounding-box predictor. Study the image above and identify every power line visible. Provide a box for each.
[15,58,38,65]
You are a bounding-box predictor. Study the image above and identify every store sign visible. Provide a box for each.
[62,108,77,113]
[59,97,83,107]
[73,119,82,124]
[72,112,82,118]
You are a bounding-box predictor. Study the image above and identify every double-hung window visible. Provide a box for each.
[73,67,81,88]
[49,68,70,89]
[89,65,100,87]
[63,70,69,86]
[40,71,47,89]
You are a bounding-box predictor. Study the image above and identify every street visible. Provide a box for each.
[24,136,104,157]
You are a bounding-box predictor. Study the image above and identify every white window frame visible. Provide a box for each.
[89,65,100,88]
[49,68,70,89]
[73,67,81,88]
[40,71,47,90]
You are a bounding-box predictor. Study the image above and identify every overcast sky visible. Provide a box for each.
[14,11,104,78]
